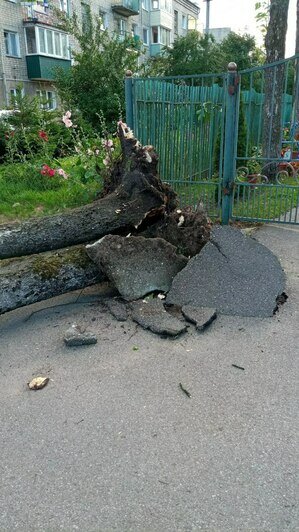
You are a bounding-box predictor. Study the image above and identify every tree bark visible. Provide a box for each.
[0,245,105,315]
[262,0,290,177]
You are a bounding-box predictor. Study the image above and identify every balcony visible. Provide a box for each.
[150,43,163,56]
[26,55,71,80]
[112,0,139,17]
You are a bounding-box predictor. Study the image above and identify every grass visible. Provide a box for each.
[1,158,298,224]
[0,158,102,221]
[170,177,299,222]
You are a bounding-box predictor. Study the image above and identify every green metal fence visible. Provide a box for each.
[125,54,299,225]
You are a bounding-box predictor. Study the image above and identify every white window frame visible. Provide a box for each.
[4,30,20,57]
[182,14,187,30]
[142,0,149,11]
[119,18,127,35]
[25,26,70,59]
[36,90,57,110]
[99,10,108,30]
[59,0,69,12]
[160,26,171,45]
[142,27,149,45]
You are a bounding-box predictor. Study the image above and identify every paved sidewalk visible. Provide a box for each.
[0,224,298,531]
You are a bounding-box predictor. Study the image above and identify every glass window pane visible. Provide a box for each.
[46,30,53,54]
[25,27,36,53]
[4,32,9,54]
[39,27,46,53]
[9,34,16,55]
[61,33,68,57]
[54,32,61,56]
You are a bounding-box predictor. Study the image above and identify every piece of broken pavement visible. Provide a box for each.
[130,298,187,336]
[64,324,98,346]
[181,305,217,331]
[86,235,188,301]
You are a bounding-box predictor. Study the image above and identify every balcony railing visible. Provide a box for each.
[26,55,71,80]
[112,0,139,17]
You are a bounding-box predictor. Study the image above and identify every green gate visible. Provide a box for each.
[125,54,299,225]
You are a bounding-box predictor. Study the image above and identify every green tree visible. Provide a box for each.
[54,8,140,130]
[144,31,223,77]
[144,30,264,80]
[219,32,265,72]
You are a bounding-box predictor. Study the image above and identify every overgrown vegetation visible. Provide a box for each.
[54,6,140,130]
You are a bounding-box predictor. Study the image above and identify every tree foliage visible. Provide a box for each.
[144,31,264,78]
[54,8,140,130]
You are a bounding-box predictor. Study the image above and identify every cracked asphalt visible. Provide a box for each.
[0,223,298,531]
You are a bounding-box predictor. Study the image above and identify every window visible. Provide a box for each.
[99,11,108,30]
[81,3,91,32]
[182,15,187,30]
[142,28,149,45]
[160,26,170,45]
[132,24,137,36]
[59,0,68,12]
[142,0,149,10]
[36,90,57,110]
[4,31,20,57]
[10,87,25,108]
[25,27,70,59]
[160,0,171,12]
[152,0,158,8]
[25,26,36,54]
[119,18,127,35]
[174,10,178,34]
[152,26,158,44]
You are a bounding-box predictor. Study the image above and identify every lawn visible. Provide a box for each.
[0,157,102,222]
[171,178,299,222]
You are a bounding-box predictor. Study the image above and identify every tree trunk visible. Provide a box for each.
[262,0,290,178]
[0,245,105,315]
[0,123,177,260]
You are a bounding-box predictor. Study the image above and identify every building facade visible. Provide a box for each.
[0,0,200,109]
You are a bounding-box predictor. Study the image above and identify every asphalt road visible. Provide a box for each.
[0,224,298,531]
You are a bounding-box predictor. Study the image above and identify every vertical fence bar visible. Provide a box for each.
[125,70,134,130]
[222,62,240,224]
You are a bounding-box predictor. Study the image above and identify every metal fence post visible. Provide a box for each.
[125,70,134,130]
[222,62,239,225]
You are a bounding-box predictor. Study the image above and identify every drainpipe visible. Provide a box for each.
[0,39,8,108]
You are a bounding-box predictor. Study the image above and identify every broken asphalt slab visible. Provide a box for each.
[181,305,217,331]
[167,225,285,317]
[130,298,187,336]
[86,235,188,301]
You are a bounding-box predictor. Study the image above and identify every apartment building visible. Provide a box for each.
[0,0,200,109]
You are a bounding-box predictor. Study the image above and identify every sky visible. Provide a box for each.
[198,0,297,57]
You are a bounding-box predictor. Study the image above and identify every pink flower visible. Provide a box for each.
[62,111,73,128]
[57,168,68,179]
[103,157,110,166]
[102,139,113,149]
[95,149,100,156]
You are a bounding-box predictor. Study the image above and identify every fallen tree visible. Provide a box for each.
[0,122,211,315]
[0,124,176,260]
[0,245,104,314]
